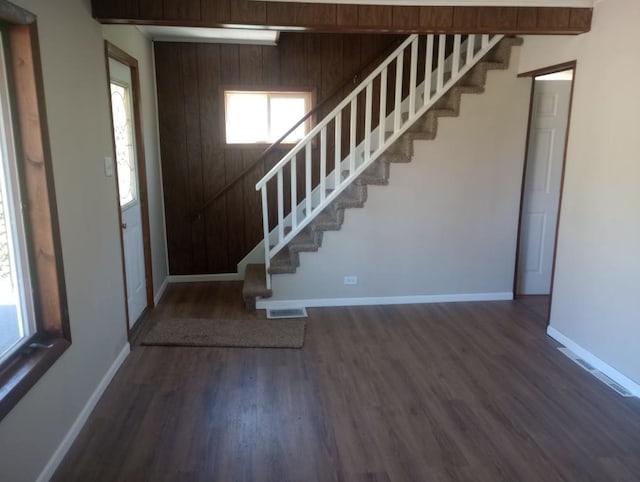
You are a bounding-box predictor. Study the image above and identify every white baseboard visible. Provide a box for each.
[547,326,640,398]
[36,343,131,482]
[154,277,169,306]
[168,273,241,283]
[256,291,513,309]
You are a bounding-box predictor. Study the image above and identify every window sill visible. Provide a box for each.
[0,335,70,421]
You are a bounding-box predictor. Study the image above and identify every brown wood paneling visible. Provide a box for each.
[230,0,266,25]
[537,7,571,30]
[156,33,398,274]
[336,5,358,26]
[357,5,392,29]
[224,149,246,270]
[201,0,230,24]
[155,44,191,274]
[139,0,162,20]
[92,1,592,33]
[517,8,538,31]
[242,149,265,252]
[392,6,420,30]
[267,3,336,27]
[419,7,454,31]
[181,45,207,272]
[163,0,200,21]
[569,8,592,31]
[453,6,479,31]
[477,7,518,31]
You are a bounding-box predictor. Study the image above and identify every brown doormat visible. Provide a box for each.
[141,318,306,349]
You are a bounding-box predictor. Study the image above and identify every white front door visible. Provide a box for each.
[517,75,572,295]
[109,58,147,327]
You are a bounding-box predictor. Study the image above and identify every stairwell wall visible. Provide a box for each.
[518,0,640,387]
[267,46,530,304]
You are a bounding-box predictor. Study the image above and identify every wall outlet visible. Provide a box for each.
[343,275,358,286]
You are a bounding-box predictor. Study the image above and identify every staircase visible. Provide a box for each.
[243,34,522,310]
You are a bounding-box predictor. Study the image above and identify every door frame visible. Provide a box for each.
[514,60,577,325]
[105,41,154,340]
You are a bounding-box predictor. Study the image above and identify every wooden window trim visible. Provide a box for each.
[0,1,70,421]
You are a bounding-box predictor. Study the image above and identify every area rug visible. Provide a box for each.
[141,318,306,349]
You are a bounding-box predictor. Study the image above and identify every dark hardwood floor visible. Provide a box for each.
[53,283,640,481]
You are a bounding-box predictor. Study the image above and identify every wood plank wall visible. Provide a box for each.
[93,1,592,34]
[156,32,401,275]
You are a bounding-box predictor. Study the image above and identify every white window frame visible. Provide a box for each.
[223,89,313,146]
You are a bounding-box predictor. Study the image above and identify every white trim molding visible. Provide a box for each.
[547,326,640,398]
[168,273,242,283]
[257,291,513,309]
[261,0,593,7]
[154,277,169,306]
[36,343,131,482]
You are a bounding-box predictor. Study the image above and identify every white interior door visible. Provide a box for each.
[109,58,147,327]
[517,74,572,295]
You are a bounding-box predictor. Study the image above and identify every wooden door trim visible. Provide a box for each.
[105,41,155,340]
[513,60,577,326]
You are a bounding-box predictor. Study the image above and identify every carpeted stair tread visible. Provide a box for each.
[269,249,297,274]
[310,211,342,231]
[242,264,272,310]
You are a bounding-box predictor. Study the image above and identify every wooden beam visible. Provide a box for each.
[91,1,592,34]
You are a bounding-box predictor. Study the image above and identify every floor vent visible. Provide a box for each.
[267,308,308,319]
[558,347,635,398]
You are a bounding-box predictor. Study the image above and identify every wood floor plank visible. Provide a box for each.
[52,285,640,481]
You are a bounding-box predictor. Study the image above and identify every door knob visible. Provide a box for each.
[121,222,127,229]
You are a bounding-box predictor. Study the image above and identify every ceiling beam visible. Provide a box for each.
[92,1,592,35]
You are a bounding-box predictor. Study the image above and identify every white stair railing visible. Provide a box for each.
[256,33,504,289]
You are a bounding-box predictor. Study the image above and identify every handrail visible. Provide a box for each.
[191,36,407,221]
[257,34,417,190]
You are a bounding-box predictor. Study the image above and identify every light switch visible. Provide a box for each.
[104,156,114,177]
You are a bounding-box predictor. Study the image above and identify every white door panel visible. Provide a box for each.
[517,79,571,295]
[110,58,147,326]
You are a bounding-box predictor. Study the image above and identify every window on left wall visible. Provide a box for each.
[0,1,70,422]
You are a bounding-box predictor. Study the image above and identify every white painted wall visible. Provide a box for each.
[268,47,530,304]
[0,1,130,481]
[101,25,169,301]
[518,0,640,386]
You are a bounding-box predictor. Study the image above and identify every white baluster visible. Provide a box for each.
[424,34,434,106]
[364,83,372,164]
[305,143,312,217]
[261,186,271,289]
[466,34,475,65]
[452,34,461,77]
[437,34,446,92]
[320,126,326,203]
[394,51,403,130]
[350,98,357,176]
[482,34,489,48]
[409,36,418,116]
[277,170,284,243]
[379,67,387,150]
[334,114,341,188]
[290,156,297,230]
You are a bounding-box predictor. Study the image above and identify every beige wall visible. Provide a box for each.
[102,25,169,297]
[269,47,530,303]
[0,1,134,480]
[519,0,640,385]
